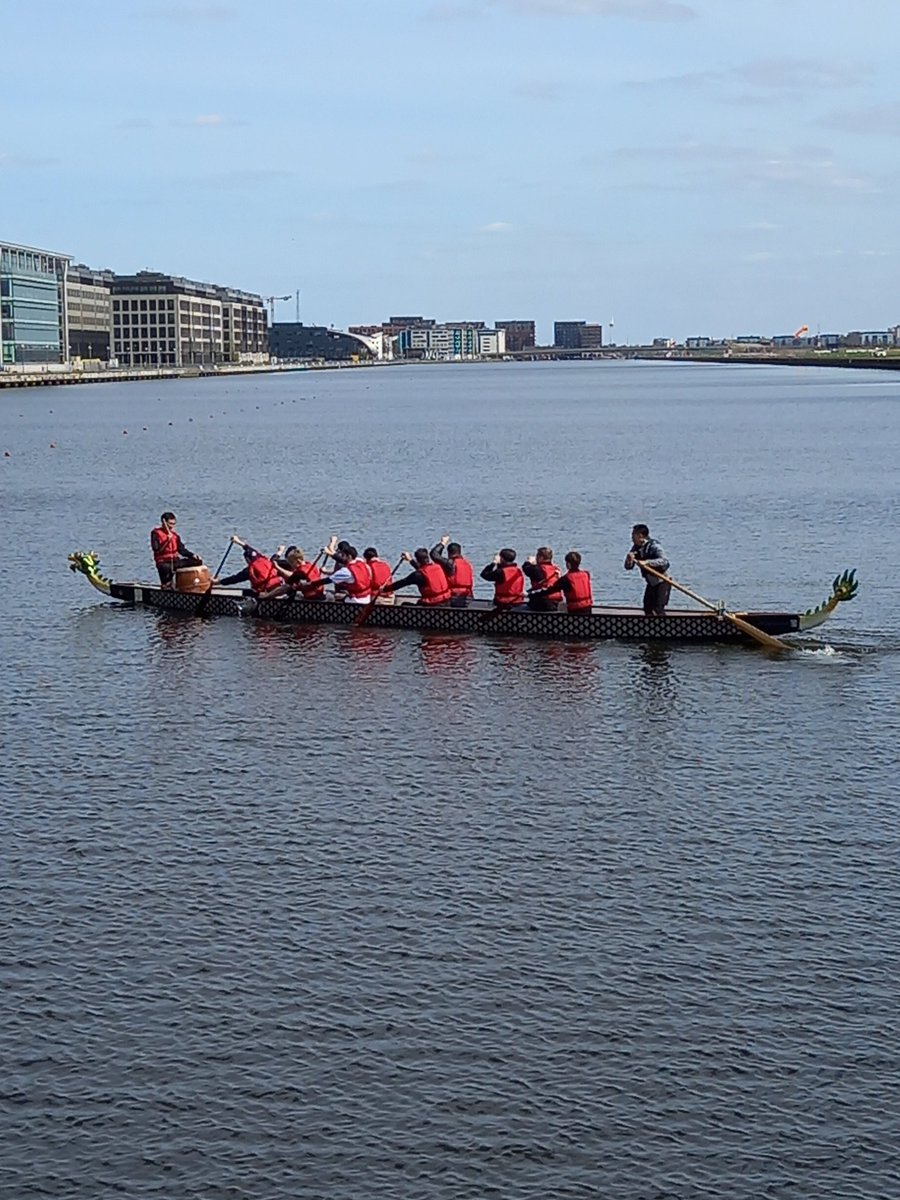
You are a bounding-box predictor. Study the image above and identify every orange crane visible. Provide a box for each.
[265,295,291,324]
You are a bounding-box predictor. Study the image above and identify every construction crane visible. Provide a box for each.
[265,295,291,324]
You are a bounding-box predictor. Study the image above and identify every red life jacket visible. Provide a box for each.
[367,557,393,592]
[248,554,281,594]
[292,560,325,599]
[151,525,179,565]
[536,561,560,590]
[417,561,452,606]
[342,559,371,601]
[449,556,474,598]
[564,569,593,612]
[494,564,525,607]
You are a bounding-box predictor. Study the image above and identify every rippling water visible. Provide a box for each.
[2,362,899,1198]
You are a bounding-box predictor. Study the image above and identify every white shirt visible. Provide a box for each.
[328,561,370,604]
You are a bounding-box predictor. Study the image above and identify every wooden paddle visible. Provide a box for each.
[636,561,791,653]
[353,555,405,627]
[196,540,233,617]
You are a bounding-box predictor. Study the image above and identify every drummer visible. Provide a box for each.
[150,511,203,587]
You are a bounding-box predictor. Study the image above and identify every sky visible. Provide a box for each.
[2,0,899,343]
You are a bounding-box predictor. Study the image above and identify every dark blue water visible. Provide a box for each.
[2,362,899,1198]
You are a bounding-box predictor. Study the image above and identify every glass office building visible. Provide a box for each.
[1,240,69,365]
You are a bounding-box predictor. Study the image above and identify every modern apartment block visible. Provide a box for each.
[109,271,266,367]
[66,264,114,360]
[495,320,535,352]
[407,323,506,359]
[1,239,70,365]
[553,320,603,350]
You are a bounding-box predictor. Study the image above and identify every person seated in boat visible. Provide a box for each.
[318,545,372,604]
[391,548,452,606]
[270,546,327,601]
[215,535,283,598]
[625,524,670,615]
[430,535,475,607]
[523,546,561,611]
[364,547,395,605]
[480,549,526,609]
[529,551,594,612]
[150,511,203,587]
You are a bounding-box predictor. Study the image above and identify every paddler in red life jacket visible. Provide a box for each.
[429,535,475,607]
[320,545,372,604]
[391,548,452,606]
[529,550,594,613]
[215,535,283,598]
[364,547,395,606]
[150,511,203,587]
[523,546,561,611]
[480,548,526,609]
[262,546,327,601]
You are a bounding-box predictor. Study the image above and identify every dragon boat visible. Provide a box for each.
[68,552,858,647]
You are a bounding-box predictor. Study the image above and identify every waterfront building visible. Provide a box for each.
[477,328,507,356]
[843,330,891,347]
[496,319,535,351]
[1,239,70,366]
[553,320,603,351]
[405,322,505,360]
[495,320,535,352]
[66,264,113,361]
[269,323,377,362]
[685,337,714,349]
[109,271,266,367]
[219,286,268,363]
[581,323,603,350]
[553,321,584,349]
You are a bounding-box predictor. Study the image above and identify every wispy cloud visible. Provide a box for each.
[136,2,233,20]
[493,0,695,17]
[480,221,513,233]
[191,167,293,188]
[817,101,900,135]
[633,57,864,99]
[0,153,56,169]
[513,80,564,101]
[173,113,245,128]
[426,0,694,20]
[612,140,879,194]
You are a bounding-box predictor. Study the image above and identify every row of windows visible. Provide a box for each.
[0,248,64,275]
[113,299,177,312]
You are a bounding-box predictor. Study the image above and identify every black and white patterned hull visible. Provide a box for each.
[108,583,802,644]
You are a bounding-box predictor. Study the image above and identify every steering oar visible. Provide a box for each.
[638,562,792,653]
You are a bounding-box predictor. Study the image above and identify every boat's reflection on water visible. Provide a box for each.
[419,633,477,677]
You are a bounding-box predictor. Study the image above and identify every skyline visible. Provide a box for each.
[3,0,899,343]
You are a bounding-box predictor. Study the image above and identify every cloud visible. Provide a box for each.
[173,114,245,128]
[634,57,864,97]
[611,140,879,194]
[513,80,563,101]
[191,168,293,188]
[817,101,900,135]
[492,0,695,17]
[136,3,233,20]
[480,221,513,233]
[0,153,56,169]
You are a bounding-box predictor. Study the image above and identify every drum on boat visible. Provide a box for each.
[175,563,211,593]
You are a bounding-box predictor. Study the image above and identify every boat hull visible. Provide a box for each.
[108,582,802,644]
